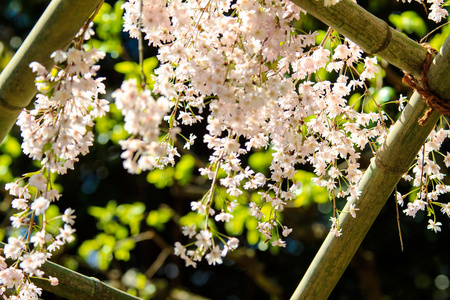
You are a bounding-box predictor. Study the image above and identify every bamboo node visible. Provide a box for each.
[402,44,450,126]
[370,21,392,55]
[374,155,406,175]
[0,97,25,112]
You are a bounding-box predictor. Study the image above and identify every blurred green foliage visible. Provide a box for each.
[389,11,428,37]
[146,154,196,188]
[95,103,129,145]
[146,206,173,230]
[89,0,125,58]
[0,135,21,183]
[293,170,329,206]
[114,57,158,87]
[79,201,146,270]
[429,22,450,49]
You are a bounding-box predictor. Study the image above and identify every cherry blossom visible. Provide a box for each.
[2,21,106,298]
[427,219,442,233]
[117,0,408,266]
[3,0,449,289]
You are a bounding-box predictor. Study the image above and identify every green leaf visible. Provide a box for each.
[224,205,246,235]
[389,11,427,37]
[146,207,173,230]
[247,229,260,245]
[93,2,112,23]
[147,167,174,188]
[114,239,136,261]
[0,228,6,243]
[87,206,105,220]
[114,61,138,75]
[116,202,146,235]
[110,124,129,144]
[179,211,210,228]
[78,239,99,260]
[103,222,128,239]
[135,273,148,290]
[0,159,12,180]
[363,92,378,113]
[0,135,22,157]
[88,200,117,225]
[143,57,158,75]
[293,170,329,206]
[174,154,195,185]
[429,24,450,50]
[46,205,63,236]
[248,151,273,173]
[97,233,116,270]
[348,92,362,112]
[375,86,395,103]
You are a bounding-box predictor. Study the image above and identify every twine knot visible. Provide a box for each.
[402,44,450,125]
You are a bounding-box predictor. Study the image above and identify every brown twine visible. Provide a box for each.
[402,44,450,126]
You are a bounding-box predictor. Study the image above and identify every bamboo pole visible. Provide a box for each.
[291,95,440,300]
[289,1,450,298]
[0,242,142,300]
[0,0,103,144]
[32,259,143,300]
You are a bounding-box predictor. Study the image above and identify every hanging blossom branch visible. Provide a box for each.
[1,22,107,299]
[114,0,450,268]
[397,0,449,22]
[114,0,395,268]
[396,126,450,233]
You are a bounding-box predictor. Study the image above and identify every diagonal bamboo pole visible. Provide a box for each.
[291,96,440,299]
[32,259,143,300]
[0,242,142,300]
[0,0,103,144]
[289,0,450,298]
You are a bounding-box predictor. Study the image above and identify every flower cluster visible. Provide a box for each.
[118,0,394,267]
[174,228,239,268]
[397,0,448,22]
[112,79,172,174]
[396,127,450,233]
[428,0,449,23]
[1,27,106,298]
[23,47,108,174]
